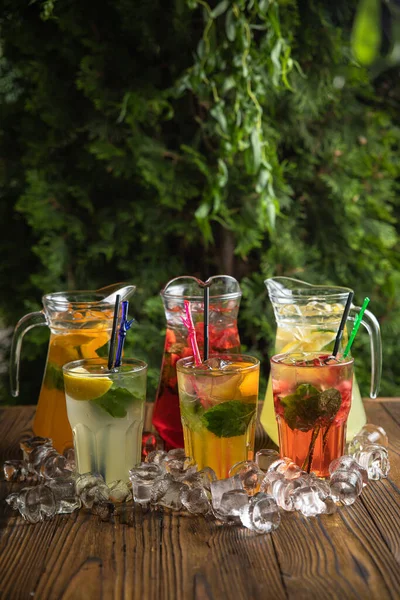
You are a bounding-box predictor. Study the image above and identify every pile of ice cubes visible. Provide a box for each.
[4,424,390,531]
[4,436,130,523]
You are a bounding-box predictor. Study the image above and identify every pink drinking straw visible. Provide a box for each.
[181,299,202,366]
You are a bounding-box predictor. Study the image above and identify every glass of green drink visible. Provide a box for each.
[63,357,147,483]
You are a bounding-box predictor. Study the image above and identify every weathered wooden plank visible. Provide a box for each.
[159,510,286,600]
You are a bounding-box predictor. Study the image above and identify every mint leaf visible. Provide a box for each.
[92,386,143,418]
[280,384,341,431]
[318,388,341,421]
[44,362,64,391]
[95,342,109,358]
[202,400,256,437]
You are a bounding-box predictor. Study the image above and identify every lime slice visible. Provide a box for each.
[64,372,113,401]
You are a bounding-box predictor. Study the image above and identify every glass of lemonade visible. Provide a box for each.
[270,352,354,477]
[176,355,259,480]
[63,357,147,483]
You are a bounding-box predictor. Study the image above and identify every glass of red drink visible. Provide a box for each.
[270,352,354,477]
[152,276,242,449]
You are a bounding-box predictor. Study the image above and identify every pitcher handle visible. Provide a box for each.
[349,306,382,399]
[10,311,47,397]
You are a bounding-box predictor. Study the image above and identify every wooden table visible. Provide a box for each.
[0,400,399,600]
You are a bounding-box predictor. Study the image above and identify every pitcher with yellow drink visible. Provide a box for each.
[260,277,382,444]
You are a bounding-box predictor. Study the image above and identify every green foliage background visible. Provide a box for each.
[0,0,399,405]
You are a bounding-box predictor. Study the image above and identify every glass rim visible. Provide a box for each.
[270,351,354,368]
[62,357,148,377]
[176,353,260,374]
[265,277,353,302]
[161,275,242,301]
[43,291,116,310]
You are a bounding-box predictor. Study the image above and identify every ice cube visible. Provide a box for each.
[329,455,368,485]
[196,467,217,489]
[145,450,168,465]
[240,493,281,533]
[255,449,281,472]
[28,445,56,474]
[75,472,110,509]
[283,463,303,480]
[353,444,390,480]
[129,463,164,504]
[20,436,52,462]
[347,424,388,456]
[40,453,70,480]
[210,476,243,510]
[3,460,28,482]
[267,457,294,474]
[272,476,310,511]
[228,461,264,495]
[108,480,131,503]
[46,477,81,514]
[63,448,76,472]
[157,480,188,510]
[358,424,388,447]
[203,358,231,370]
[291,485,327,517]
[164,458,197,481]
[217,489,249,518]
[181,487,211,515]
[165,448,187,461]
[330,469,363,505]
[6,492,20,511]
[259,471,284,495]
[16,485,56,523]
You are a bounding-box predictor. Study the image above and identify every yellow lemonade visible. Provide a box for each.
[177,356,259,479]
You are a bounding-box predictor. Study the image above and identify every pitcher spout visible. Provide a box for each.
[97,282,136,303]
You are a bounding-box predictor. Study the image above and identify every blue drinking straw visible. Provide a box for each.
[114,301,134,368]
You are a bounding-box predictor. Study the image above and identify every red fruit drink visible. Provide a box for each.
[270,352,353,477]
[152,276,242,449]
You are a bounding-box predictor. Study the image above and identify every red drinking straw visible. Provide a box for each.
[181,299,202,366]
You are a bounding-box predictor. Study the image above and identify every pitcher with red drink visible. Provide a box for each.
[152,276,242,448]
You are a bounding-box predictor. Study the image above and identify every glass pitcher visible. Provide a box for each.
[10,283,136,453]
[152,275,242,449]
[260,277,382,444]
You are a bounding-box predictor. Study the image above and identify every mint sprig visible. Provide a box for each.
[280,383,342,473]
[201,400,256,438]
[92,386,144,418]
[280,384,341,432]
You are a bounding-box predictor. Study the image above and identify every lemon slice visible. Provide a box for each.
[64,372,113,401]
[239,369,259,397]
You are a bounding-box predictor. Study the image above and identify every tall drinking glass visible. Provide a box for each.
[270,352,353,477]
[177,355,259,479]
[63,357,147,483]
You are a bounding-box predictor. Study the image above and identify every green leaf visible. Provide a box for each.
[44,362,64,391]
[92,386,143,418]
[96,341,109,358]
[202,400,256,437]
[280,384,341,431]
[351,0,381,66]
[225,9,236,42]
[211,0,229,19]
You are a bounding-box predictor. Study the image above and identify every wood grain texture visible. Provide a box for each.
[0,402,399,600]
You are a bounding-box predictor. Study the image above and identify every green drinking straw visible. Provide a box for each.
[343,297,370,357]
